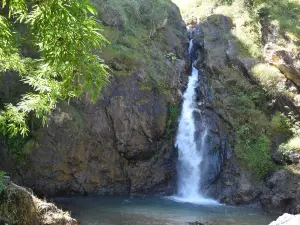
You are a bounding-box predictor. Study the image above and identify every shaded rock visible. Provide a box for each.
[0,182,77,225]
[261,169,300,213]
[269,213,300,225]
[273,150,300,165]
[217,160,262,205]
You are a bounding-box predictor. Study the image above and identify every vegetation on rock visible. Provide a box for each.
[96,0,186,98]
[0,171,9,193]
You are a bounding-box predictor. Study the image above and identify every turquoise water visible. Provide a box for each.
[55,196,277,225]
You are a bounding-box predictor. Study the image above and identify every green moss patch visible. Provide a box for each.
[166,103,180,138]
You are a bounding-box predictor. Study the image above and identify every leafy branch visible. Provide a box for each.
[0,0,110,136]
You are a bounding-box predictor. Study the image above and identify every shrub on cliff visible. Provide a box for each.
[0,0,109,137]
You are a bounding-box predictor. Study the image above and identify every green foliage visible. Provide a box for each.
[236,133,273,179]
[96,0,170,38]
[166,103,180,137]
[6,134,29,167]
[169,104,180,125]
[166,52,177,64]
[0,171,9,193]
[221,0,233,4]
[270,112,293,136]
[95,0,183,102]
[252,64,280,91]
[140,0,169,38]
[232,92,273,179]
[0,0,109,137]
[210,66,273,179]
[275,111,300,154]
[251,63,299,102]
[258,0,300,38]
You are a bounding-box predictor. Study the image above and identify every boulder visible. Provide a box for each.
[273,150,300,165]
[269,214,300,225]
[261,169,300,213]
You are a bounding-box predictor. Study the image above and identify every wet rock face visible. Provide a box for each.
[185,16,234,197]
[188,15,239,200]
[1,2,188,196]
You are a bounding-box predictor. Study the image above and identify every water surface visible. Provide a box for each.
[55,196,276,225]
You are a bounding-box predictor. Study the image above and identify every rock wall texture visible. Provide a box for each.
[0,1,188,196]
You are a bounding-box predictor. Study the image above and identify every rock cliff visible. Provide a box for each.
[187,8,300,213]
[0,0,188,196]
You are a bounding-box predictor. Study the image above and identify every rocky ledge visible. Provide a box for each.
[0,181,77,225]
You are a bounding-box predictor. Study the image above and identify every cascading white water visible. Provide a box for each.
[171,40,218,205]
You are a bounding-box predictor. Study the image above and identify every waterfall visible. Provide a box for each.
[171,39,218,205]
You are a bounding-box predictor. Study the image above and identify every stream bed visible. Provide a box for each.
[55,196,277,225]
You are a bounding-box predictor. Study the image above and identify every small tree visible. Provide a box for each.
[0,0,109,136]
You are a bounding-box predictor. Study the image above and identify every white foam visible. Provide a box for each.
[167,196,220,206]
